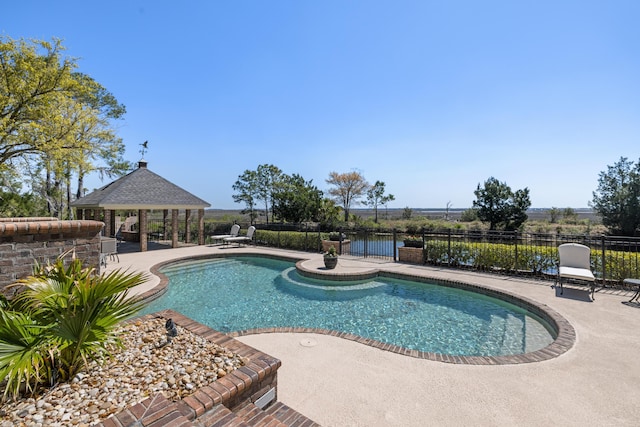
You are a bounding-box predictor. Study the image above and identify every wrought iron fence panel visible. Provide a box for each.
[343,229,397,260]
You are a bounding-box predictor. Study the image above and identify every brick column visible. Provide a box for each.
[139,209,148,252]
[198,208,205,245]
[185,210,191,244]
[172,209,179,248]
[109,210,116,237]
[104,209,112,237]
[163,209,169,239]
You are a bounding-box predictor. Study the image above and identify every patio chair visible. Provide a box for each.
[100,236,119,267]
[210,224,240,245]
[223,226,256,246]
[556,243,596,300]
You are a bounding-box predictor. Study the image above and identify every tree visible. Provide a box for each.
[460,207,479,222]
[326,171,369,222]
[317,198,342,230]
[444,201,452,221]
[256,164,282,224]
[472,177,531,230]
[0,37,129,218]
[402,206,413,220]
[272,174,323,223]
[232,170,259,223]
[591,157,640,236]
[0,190,47,217]
[365,180,395,223]
[548,207,561,223]
[562,207,579,224]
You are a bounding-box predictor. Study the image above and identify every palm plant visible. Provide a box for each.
[0,253,147,400]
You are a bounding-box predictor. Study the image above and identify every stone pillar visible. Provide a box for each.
[185,210,191,244]
[139,209,148,252]
[198,208,205,245]
[172,209,179,248]
[163,209,169,240]
[104,209,112,237]
[109,210,116,237]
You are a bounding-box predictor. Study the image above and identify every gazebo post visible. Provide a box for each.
[172,209,179,248]
[104,209,112,237]
[139,209,148,252]
[185,209,191,244]
[198,208,205,245]
[163,209,169,240]
[109,210,116,237]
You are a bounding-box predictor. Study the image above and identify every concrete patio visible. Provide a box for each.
[105,242,640,426]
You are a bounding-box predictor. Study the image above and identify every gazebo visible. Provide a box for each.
[71,160,210,252]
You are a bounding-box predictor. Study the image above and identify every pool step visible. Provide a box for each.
[160,258,240,274]
[200,401,320,427]
[264,402,321,426]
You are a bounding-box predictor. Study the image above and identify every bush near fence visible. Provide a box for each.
[254,229,328,252]
[424,240,557,275]
[421,238,639,285]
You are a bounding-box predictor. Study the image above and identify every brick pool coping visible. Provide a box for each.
[142,253,576,366]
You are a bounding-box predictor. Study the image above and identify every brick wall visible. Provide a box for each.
[0,219,104,295]
[398,246,424,264]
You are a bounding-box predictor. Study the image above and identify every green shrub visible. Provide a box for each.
[255,230,323,251]
[0,254,147,400]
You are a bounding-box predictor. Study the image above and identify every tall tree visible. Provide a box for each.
[232,170,259,223]
[256,164,282,223]
[591,157,640,236]
[0,37,78,165]
[272,174,323,223]
[326,171,369,222]
[473,177,531,230]
[1,37,129,217]
[365,180,395,223]
[317,198,342,230]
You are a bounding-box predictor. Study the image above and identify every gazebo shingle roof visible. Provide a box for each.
[71,161,210,210]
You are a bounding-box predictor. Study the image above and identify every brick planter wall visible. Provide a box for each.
[321,239,351,255]
[96,310,283,427]
[0,218,104,295]
[398,246,424,264]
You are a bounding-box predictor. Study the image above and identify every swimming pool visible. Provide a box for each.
[142,255,557,358]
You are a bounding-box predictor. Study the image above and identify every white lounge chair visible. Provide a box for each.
[223,226,255,246]
[556,243,596,300]
[210,224,240,245]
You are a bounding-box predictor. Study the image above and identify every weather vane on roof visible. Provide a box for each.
[139,140,149,158]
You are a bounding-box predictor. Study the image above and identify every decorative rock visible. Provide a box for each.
[1,317,247,426]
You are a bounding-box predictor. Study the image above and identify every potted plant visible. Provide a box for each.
[403,236,423,248]
[329,231,346,241]
[323,245,338,269]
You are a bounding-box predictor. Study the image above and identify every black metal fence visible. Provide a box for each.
[250,224,640,286]
[406,229,640,286]
[133,217,640,286]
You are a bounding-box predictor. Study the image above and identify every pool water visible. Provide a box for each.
[141,256,555,357]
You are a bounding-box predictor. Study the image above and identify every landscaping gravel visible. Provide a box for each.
[0,316,247,427]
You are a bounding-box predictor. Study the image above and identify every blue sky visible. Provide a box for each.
[3,1,639,209]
